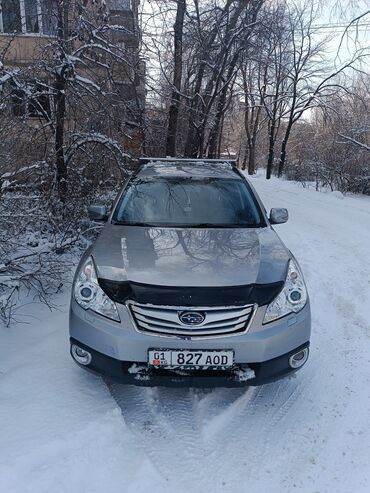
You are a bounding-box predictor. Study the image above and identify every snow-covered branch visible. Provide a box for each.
[338,134,370,152]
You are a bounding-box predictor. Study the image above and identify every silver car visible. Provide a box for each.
[69,159,311,387]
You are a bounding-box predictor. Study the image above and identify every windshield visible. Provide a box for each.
[112,177,265,228]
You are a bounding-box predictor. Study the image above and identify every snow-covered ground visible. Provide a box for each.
[1,175,369,493]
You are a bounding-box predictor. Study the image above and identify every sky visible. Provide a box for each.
[313,0,369,63]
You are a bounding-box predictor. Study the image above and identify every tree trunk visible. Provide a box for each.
[242,60,267,176]
[55,75,67,203]
[217,113,225,157]
[54,0,68,203]
[265,68,282,180]
[248,144,256,175]
[165,0,186,157]
[239,138,248,170]
[244,105,260,176]
[278,119,294,177]
[266,120,276,180]
[184,52,212,158]
[207,54,239,158]
[278,136,288,177]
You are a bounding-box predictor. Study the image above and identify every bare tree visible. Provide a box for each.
[240,54,267,174]
[165,0,186,156]
[260,3,291,179]
[0,0,144,322]
[183,0,234,157]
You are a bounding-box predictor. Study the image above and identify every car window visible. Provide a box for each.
[112,177,265,227]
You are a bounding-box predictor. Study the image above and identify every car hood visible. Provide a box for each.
[92,225,290,287]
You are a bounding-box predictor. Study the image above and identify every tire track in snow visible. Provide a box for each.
[205,378,306,484]
[107,384,210,482]
[107,374,310,491]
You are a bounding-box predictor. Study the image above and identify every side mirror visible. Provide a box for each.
[88,205,108,222]
[269,208,288,224]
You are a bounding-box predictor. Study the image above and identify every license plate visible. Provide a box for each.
[148,349,234,369]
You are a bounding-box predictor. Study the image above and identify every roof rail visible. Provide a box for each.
[139,157,237,167]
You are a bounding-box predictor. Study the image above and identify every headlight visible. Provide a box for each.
[74,256,120,322]
[263,258,308,323]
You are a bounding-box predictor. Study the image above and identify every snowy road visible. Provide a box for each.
[1,176,369,493]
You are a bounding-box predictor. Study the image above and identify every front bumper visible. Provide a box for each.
[69,298,311,362]
[69,296,311,387]
[70,337,310,387]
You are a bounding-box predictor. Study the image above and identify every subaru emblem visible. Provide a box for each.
[179,311,205,326]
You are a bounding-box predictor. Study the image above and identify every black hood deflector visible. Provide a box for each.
[98,279,284,307]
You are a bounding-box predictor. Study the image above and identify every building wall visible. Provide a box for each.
[0,34,50,66]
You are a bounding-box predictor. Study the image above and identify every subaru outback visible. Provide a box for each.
[69,158,310,386]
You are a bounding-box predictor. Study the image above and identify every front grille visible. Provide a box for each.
[127,301,256,338]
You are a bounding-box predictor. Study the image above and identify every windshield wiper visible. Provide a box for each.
[179,223,259,228]
[112,221,157,227]
[112,221,263,228]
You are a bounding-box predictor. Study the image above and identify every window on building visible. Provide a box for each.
[110,0,132,11]
[0,0,57,35]
[25,0,39,33]
[0,0,22,33]
[40,0,57,35]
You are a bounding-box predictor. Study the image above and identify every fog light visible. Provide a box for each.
[289,347,309,369]
[71,344,92,366]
